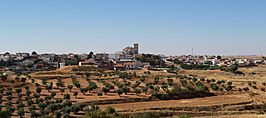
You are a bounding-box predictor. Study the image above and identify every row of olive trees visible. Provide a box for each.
[0,77,104,118]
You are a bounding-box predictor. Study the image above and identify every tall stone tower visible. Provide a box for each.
[134,43,139,54]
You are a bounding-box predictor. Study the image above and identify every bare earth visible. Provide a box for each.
[100,94,252,111]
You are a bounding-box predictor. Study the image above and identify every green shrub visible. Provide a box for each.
[253,82,257,85]
[210,84,219,91]
[216,80,222,84]
[225,64,238,73]
[200,78,205,82]
[192,78,197,82]
[180,64,210,70]
[105,107,116,114]
[179,114,191,118]
[227,81,233,86]
[261,103,266,113]
[208,66,223,70]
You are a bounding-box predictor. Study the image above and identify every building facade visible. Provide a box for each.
[123,43,139,55]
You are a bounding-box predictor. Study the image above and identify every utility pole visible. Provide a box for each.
[192,47,194,56]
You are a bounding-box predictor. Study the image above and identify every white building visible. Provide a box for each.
[59,62,66,68]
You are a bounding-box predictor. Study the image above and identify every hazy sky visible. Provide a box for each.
[0,0,265,55]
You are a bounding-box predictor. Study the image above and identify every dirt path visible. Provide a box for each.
[99,94,252,111]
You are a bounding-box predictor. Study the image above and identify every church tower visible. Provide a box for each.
[134,43,139,54]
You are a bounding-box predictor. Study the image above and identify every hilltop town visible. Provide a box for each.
[0,43,264,74]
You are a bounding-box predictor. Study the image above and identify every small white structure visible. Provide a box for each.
[59,62,66,68]
[212,59,218,66]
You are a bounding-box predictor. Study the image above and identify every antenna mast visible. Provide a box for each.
[192,47,194,56]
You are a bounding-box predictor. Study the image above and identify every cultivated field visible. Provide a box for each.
[1,65,266,117]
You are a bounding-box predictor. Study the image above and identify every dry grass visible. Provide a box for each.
[99,94,252,112]
[179,65,266,82]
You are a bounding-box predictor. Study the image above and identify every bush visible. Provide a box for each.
[208,66,223,70]
[221,80,225,83]
[64,94,71,100]
[200,78,205,82]
[0,110,10,118]
[140,76,146,82]
[225,64,238,73]
[238,88,243,92]
[142,87,148,94]
[134,88,141,96]
[17,108,25,117]
[192,78,197,82]
[253,82,257,85]
[97,92,103,97]
[115,89,123,97]
[180,64,210,70]
[105,107,116,114]
[118,72,130,79]
[179,114,191,118]
[210,84,219,91]
[227,81,233,86]
[261,103,266,113]
[219,88,224,91]
[226,86,233,91]
[216,80,222,85]
[102,87,110,95]
[243,87,250,92]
